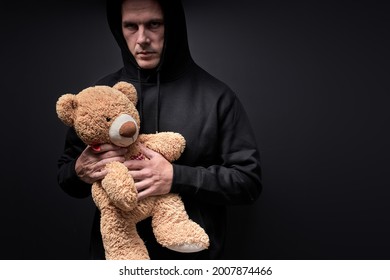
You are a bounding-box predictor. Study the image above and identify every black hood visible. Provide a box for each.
[106,0,194,81]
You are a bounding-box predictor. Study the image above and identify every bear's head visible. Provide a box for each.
[56,81,140,147]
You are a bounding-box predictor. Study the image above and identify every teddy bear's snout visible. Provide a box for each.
[109,114,139,147]
[119,121,137,138]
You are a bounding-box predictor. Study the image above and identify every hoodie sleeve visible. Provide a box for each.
[57,128,92,198]
[171,95,262,205]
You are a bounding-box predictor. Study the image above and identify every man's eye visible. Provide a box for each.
[149,21,163,29]
[124,23,137,30]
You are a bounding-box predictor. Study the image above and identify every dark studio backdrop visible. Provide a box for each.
[1,0,389,259]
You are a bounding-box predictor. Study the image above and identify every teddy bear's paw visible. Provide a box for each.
[112,189,138,211]
[153,219,210,253]
[102,161,138,211]
[167,243,208,253]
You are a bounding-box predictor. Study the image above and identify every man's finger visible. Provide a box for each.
[137,187,153,201]
[124,159,147,170]
[138,144,158,159]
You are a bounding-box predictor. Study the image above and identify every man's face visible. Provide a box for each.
[122,0,164,70]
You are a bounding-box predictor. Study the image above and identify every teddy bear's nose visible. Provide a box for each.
[119,121,137,138]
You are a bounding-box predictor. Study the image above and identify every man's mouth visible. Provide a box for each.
[137,51,154,55]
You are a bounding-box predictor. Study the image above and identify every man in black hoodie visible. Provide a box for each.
[57,0,262,260]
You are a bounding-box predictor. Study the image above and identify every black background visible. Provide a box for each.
[1,0,389,259]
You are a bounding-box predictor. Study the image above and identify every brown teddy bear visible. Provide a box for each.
[56,81,209,259]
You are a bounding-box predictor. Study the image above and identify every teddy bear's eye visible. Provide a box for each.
[106,117,111,122]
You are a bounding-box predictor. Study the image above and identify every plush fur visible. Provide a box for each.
[56,81,209,259]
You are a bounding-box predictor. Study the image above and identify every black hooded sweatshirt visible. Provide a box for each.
[57,0,262,259]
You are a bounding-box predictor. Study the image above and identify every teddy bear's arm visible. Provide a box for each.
[139,132,185,162]
[101,161,138,211]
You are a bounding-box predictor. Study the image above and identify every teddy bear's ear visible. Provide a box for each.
[56,94,78,127]
[113,81,138,106]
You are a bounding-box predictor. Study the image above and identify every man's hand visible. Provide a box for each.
[75,144,128,184]
[124,144,173,201]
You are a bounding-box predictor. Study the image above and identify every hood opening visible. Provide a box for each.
[106,0,194,82]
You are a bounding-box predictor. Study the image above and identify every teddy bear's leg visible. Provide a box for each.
[92,184,150,259]
[101,161,138,211]
[99,206,150,260]
[151,194,210,253]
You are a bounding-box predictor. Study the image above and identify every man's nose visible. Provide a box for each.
[137,26,150,45]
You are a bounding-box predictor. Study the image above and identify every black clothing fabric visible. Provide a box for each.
[57,0,262,260]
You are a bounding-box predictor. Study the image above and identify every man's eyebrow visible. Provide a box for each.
[122,20,134,26]
[122,18,164,24]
